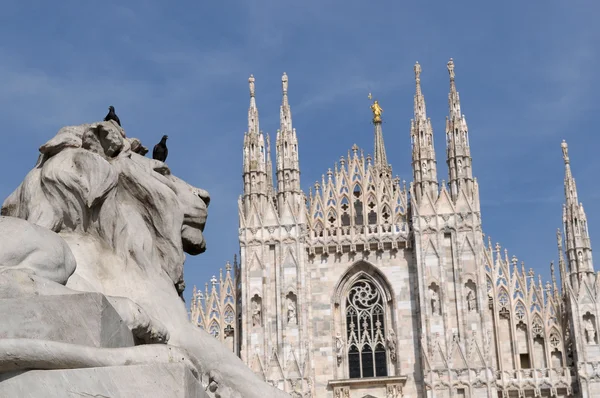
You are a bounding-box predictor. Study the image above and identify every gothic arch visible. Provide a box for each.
[332,261,395,306]
[331,261,396,379]
[462,273,477,284]
[223,305,236,326]
[208,319,220,338]
[514,300,527,322]
[285,285,298,296]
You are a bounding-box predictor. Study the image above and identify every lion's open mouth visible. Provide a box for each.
[181,224,206,255]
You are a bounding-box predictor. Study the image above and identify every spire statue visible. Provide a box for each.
[282,72,288,94]
[368,93,383,123]
[561,140,569,164]
[447,58,455,80]
[249,74,255,97]
[414,61,422,82]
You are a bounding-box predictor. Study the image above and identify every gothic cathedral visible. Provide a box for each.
[190,59,600,398]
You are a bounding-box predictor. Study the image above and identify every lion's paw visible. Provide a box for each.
[106,296,170,344]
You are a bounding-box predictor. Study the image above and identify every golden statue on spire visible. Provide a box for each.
[368,93,383,123]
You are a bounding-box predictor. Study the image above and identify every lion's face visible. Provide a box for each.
[165,171,210,256]
[1,121,210,287]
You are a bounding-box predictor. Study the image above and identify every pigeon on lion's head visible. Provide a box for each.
[1,121,288,398]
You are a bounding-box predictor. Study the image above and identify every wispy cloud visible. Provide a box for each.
[1,1,600,303]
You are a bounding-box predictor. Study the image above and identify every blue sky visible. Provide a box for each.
[1,1,599,304]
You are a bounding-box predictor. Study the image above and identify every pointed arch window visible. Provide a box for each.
[209,320,220,338]
[224,306,235,325]
[345,278,388,378]
[327,209,337,229]
[367,196,377,225]
[353,185,364,225]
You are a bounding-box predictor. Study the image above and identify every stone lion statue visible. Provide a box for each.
[1,121,289,398]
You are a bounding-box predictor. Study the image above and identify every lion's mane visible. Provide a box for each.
[2,122,208,292]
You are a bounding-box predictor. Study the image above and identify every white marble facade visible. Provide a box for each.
[190,61,600,398]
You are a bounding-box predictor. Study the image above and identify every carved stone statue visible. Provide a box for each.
[431,289,440,315]
[252,299,262,327]
[387,329,397,362]
[334,333,344,366]
[467,289,477,312]
[414,62,422,81]
[457,159,463,174]
[0,122,288,398]
[282,72,288,93]
[561,140,569,163]
[387,384,401,398]
[453,331,460,344]
[249,74,255,97]
[447,58,455,80]
[422,161,428,177]
[287,295,297,325]
[584,318,596,344]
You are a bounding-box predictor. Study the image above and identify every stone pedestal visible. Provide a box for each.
[0,293,134,348]
[0,364,209,398]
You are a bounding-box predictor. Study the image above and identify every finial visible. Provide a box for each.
[249,74,255,97]
[561,140,569,164]
[447,58,455,81]
[226,260,232,271]
[414,61,422,82]
[282,72,288,94]
[211,275,217,287]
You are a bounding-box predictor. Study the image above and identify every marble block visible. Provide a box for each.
[0,292,134,348]
[0,363,209,398]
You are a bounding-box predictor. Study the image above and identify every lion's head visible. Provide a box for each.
[1,121,209,294]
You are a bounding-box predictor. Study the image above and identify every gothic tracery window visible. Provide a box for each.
[209,320,220,338]
[345,278,388,378]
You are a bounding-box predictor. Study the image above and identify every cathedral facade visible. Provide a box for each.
[189,60,600,398]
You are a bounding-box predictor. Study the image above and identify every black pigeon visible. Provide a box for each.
[153,135,169,162]
[104,105,121,126]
